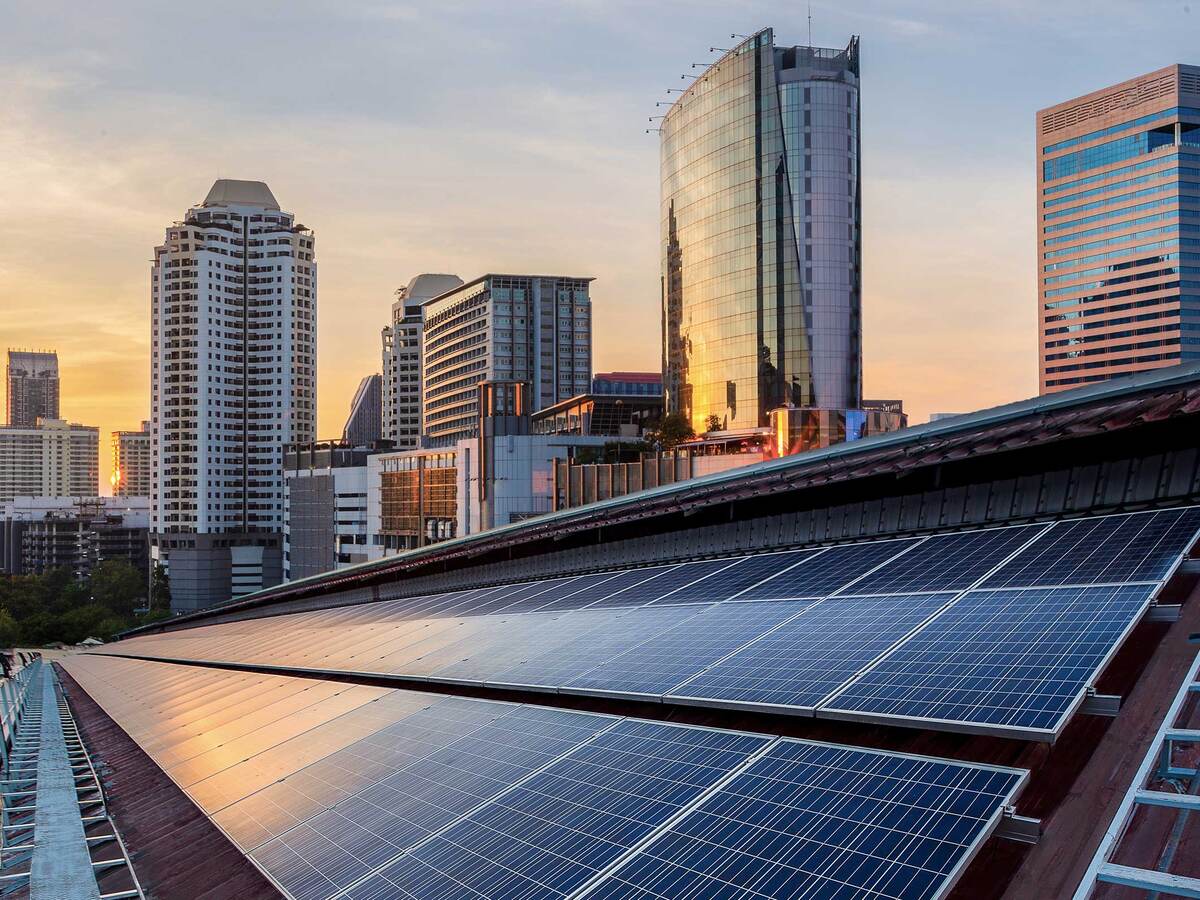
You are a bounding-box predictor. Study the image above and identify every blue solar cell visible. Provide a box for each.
[643,550,816,605]
[486,606,703,689]
[544,567,675,610]
[250,704,611,899]
[670,593,955,710]
[731,538,920,601]
[822,584,1156,735]
[981,507,1200,589]
[564,601,805,697]
[592,558,742,608]
[488,577,584,613]
[345,721,769,900]
[587,740,1025,900]
[850,524,1046,594]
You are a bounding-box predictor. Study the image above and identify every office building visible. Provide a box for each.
[150,179,316,610]
[0,418,98,503]
[662,30,873,446]
[381,274,463,448]
[1,496,149,579]
[6,350,59,426]
[341,375,382,446]
[1038,64,1200,393]
[283,443,376,580]
[421,274,592,446]
[111,421,151,498]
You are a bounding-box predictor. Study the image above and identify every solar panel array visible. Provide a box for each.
[60,655,1026,900]
[99,507,1200,740]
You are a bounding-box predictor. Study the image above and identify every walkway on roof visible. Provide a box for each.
[0,659,142,899]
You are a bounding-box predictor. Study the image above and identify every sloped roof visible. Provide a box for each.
[201,179,279,210]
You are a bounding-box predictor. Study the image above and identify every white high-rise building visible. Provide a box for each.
[150,179,316,611]
[381,274,462,448]
[0,419,98,503]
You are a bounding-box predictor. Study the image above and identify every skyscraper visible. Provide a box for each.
[342,375,382,445]
[381,274,462,448]
[6,350,59,426]
[111,420,151,497]
[422,274,592,446]
[150,179,316,610]
[1038,65,1200,393]
[661,30,864,439]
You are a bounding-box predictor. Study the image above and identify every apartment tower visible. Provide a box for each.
[6,350,59,426]
[1038,65,1200,393]
[111,420,151,497]
[381,274,463,448]
[151,179,316,610]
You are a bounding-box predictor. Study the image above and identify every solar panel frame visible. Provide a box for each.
[817,583,1160,741]
[729,536,924,602]
[642,549,823,606]
[577,738,1029,900]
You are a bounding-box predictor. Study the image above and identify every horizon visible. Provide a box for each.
[3,0,1198,492]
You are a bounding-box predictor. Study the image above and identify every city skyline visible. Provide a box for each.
[4,1,1200,493]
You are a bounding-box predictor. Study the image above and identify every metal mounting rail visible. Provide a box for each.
[1073,650,1200,899]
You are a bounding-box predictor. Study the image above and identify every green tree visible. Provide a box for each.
[151,562,171,610]
[0,609,19,649]
[88,560,143,618]
[649,412,696,450]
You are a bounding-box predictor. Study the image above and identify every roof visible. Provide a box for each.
[422,273,596,306]
[6,350,59,374]
[201,179,279,210]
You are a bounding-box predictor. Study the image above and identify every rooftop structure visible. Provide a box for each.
[23,362,1198,899]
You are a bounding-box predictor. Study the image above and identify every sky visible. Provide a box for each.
[1,0,1197,493]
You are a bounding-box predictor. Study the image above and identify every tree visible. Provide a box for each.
[0,609,19,650]
[151,563,171,610]
[88,560,143,618]
[705,414,723,433]
[649,413,696,450]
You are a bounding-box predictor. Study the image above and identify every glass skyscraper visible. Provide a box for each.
[1038,65,1200,393]
[661,29,864,438]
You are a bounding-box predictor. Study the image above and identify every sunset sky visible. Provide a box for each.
[2,0,1197,493]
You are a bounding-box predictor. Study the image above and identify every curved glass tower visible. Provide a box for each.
[661,29,863,437]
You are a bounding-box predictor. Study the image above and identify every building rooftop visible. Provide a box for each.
[201,178,280,210]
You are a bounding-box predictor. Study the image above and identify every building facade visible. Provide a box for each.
[381,274,463,448]
[111,421,151,498]
[341,375,382,446]
[1,496,149,580]
[150,179,316,610]
[283,443,375,581]
[421,274,593,446]
[590,371,663,396]
[0,419,98,503]
[661,30,863,438]
[5,350,59,427]
[1038,65,1200,393]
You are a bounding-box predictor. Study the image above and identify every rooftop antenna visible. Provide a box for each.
[808,2,813,48]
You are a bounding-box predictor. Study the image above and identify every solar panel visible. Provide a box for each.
[486,606,704,690]
[821,584,1157,738]
[426,608,656,684]
[981,507,1200,589]
[644,550,818,605]
[731,538,920,601]
[249,704,612,900]
[591,558,742,608]
[543,566,676,610]
[340,720,771,900]
[849,524,1046,595]
[669,593,956,712]
[586,740,1026,900]
[563,600,807,698]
